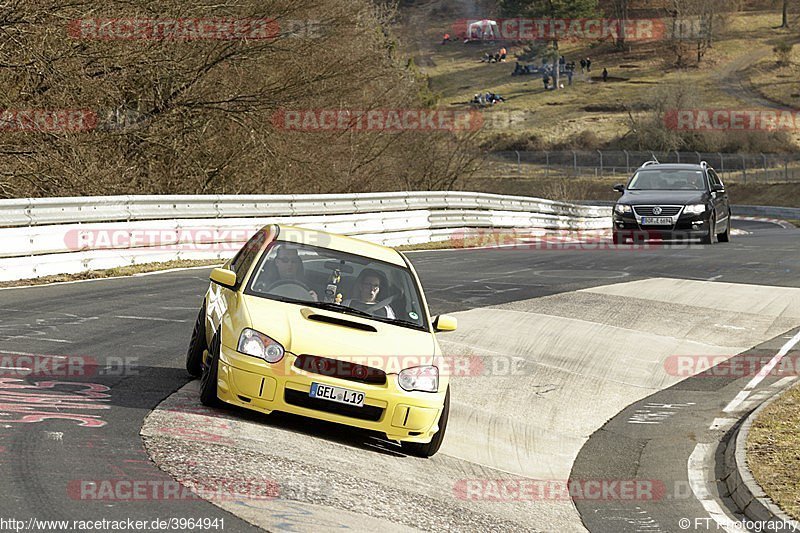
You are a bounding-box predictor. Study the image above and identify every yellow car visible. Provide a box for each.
[185,224,457,457]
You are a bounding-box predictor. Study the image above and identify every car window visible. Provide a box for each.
[628,169,706,190]
[708,169,723,188]
[246,240,428,330]
[230,229,270,287]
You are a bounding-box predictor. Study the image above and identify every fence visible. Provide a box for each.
[0,191,610,282]
[481,151,800,183]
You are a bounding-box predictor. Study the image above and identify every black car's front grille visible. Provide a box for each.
[284,388,383,422]
[633,206,682,217]
[294,354,387,385]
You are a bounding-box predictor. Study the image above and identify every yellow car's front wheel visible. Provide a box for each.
[400,386,450,458]
[199,335,221,407]
[185,304,206,378]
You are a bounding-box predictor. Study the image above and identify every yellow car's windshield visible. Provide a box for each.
[245,241,428,330]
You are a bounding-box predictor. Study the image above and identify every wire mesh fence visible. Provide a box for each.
[479,151,800,183]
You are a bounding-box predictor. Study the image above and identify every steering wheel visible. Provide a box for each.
[364,293,396,313]
[263,279,317,301]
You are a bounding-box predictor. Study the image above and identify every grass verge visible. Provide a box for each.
[746,382,800,521]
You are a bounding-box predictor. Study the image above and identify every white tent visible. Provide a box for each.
[467,19,500,41]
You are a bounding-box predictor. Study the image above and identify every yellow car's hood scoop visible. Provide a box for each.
[301,309,378,333]
[242,296,437,369]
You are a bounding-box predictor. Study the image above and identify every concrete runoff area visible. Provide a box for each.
[143,277,800,532]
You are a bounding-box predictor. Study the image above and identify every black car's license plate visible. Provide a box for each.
[641,217,673,225]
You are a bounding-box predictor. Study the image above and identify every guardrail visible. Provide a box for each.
[0,192,611,282]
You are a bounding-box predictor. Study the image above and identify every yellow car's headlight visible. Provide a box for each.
[237,328,284,363]
[398,366,439,393]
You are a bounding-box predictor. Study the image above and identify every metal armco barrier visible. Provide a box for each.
[0,192,611,282]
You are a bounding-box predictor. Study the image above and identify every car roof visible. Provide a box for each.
[635,163,708,171]
[270,224,407,267]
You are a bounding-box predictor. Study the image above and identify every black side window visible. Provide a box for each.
[231,230,268,286]
[707,170,721,187]
[709,170,724,189]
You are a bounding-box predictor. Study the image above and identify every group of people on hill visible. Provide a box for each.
[480,47,507,63]
[471,92,506,106]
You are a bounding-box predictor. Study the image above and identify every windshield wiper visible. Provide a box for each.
[368,316,426,330]
[309,301,373,319]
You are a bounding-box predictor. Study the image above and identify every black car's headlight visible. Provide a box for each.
[237,328,285,363]
[614,204,632,215]
[684,204,707,215]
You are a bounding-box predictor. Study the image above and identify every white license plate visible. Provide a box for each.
[641,217,673,225]
[309,383,364,407]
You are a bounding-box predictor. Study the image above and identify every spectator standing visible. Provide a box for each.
[586,57,592,72]
[602,67,609,82]
[580,58,586,72]
[442,33,450,45]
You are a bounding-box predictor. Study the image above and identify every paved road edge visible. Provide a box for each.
[723,385,800,531]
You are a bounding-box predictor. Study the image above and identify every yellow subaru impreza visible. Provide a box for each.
[185,224,457,457]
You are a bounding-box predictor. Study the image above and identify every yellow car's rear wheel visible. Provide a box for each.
[401,386,450,458]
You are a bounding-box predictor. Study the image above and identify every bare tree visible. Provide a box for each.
[0,0,478,198]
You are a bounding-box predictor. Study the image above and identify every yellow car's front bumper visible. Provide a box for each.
[215,344,446,443]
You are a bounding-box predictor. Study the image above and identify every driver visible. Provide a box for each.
[343,268,395,319]
[261,245,317,300]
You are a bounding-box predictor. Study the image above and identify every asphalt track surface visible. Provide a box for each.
[1,219,798,532]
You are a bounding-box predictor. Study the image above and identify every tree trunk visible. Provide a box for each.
[782,0,789,28]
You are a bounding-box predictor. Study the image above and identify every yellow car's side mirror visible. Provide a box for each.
[433,314,457,332]
[210,267,237,289]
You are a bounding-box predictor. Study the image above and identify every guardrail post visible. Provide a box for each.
[761,153,767,182]
[572,150,577,175]
[741,154,747,184]
[623,150,630,174]
[514,150,521,176]
[674,150,680,163]
[695,151,701,163]
[545,151,550,178]
[597,150,604,177]
[718,153,724,177]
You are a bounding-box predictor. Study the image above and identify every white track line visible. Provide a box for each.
[723,330,800,413]
[690,329,800,531]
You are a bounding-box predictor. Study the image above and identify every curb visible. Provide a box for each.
[723,387,800,532]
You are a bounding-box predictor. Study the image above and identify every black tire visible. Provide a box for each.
[401,386,450,458]
[700,215,716,245]
[717,212,731,243]
[185,304,206,378]
[199,335,221,407]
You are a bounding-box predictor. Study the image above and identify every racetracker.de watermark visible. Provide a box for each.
[454,479,669,501]
[68,18,280,40]
[271,109,483,132]
[67,478,279,501]
[0,353,138,378]
[452,18,667,42]
[665,354,800,378]
[664,109,800,131]
[0,110,97,132]
[63,227,260,252]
